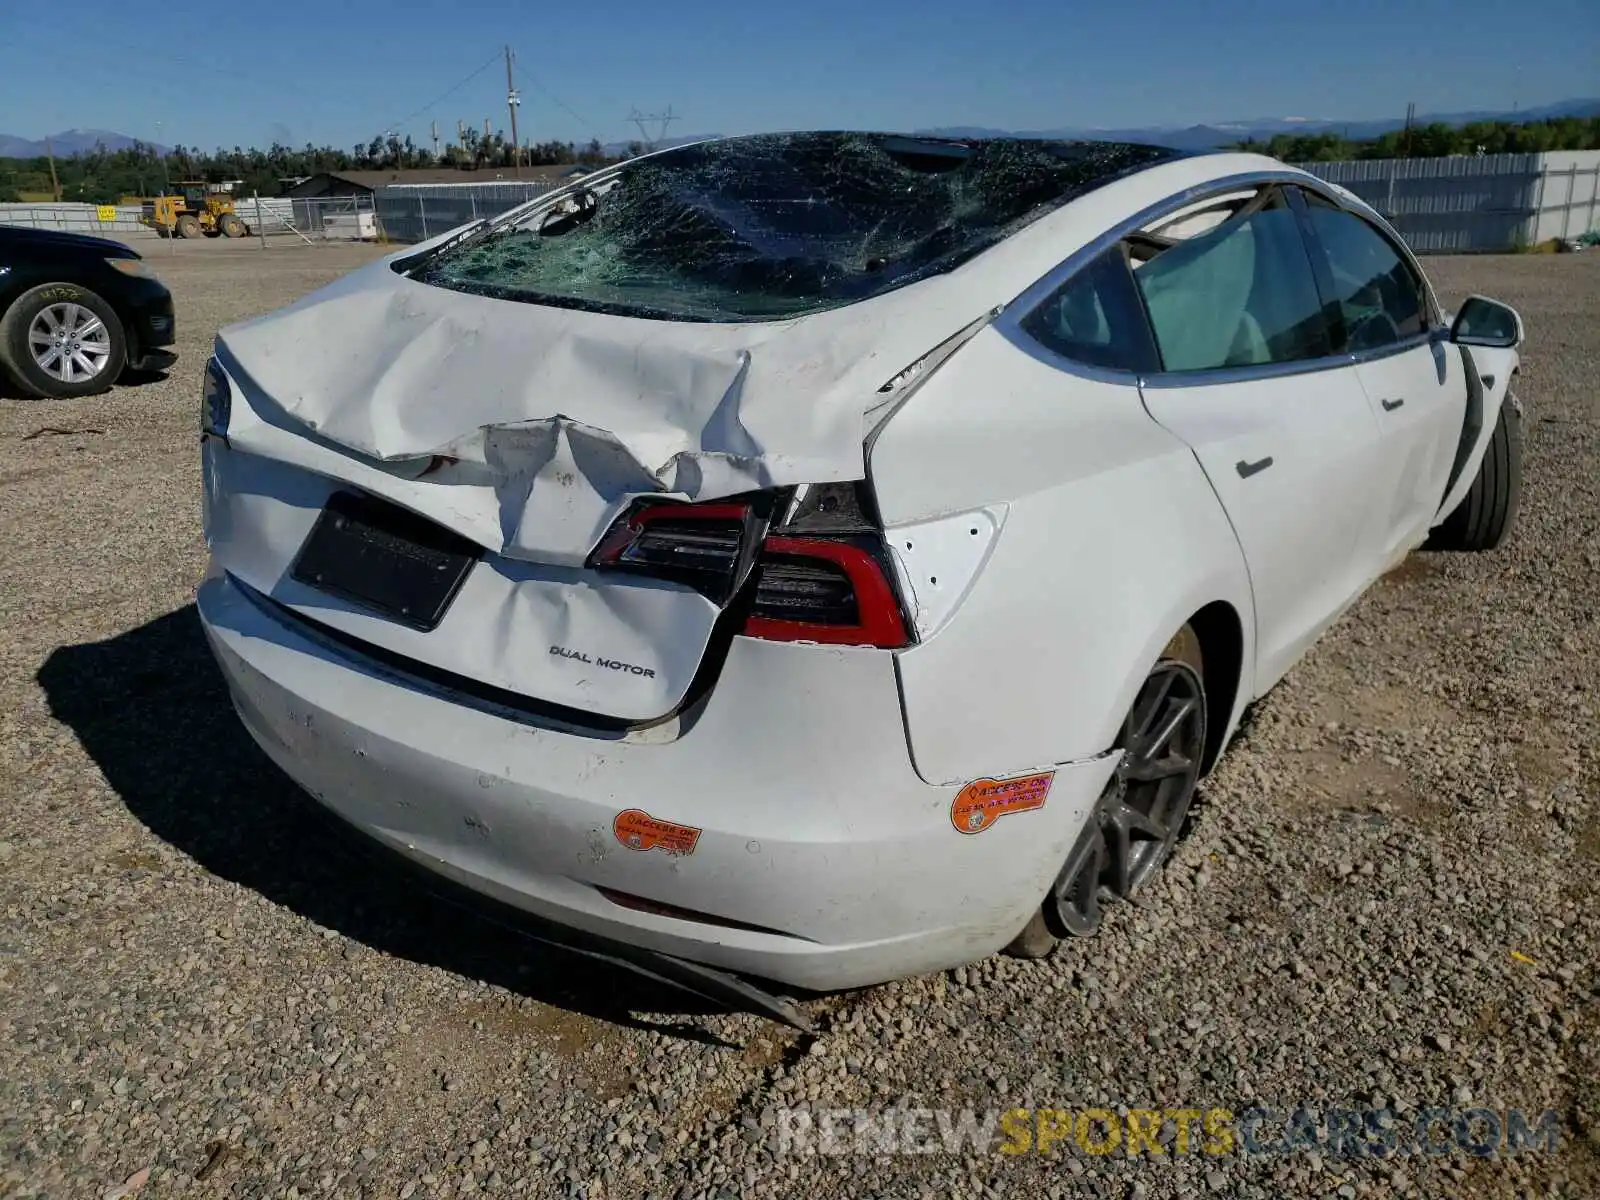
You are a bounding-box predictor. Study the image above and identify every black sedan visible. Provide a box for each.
[0,226,177,398]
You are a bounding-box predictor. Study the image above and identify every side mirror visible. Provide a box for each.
[1450,295,1523,348]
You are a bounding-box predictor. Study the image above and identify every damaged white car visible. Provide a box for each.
[198,133,1525,1023]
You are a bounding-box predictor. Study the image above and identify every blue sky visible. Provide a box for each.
[5,0,1596,150]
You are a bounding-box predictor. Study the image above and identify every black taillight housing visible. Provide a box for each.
[589,501,756,604]
[588,483,911,648]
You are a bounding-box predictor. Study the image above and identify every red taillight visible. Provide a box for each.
[589,488,911,648]
[742,536,908,647]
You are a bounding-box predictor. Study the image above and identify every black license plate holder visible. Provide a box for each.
[290,491,481,632]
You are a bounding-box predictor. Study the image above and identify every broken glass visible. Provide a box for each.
[408,133,1180,323]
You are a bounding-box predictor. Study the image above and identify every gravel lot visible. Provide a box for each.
[1,239,1596,1200]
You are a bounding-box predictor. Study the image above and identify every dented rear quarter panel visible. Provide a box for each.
[871,324,1256,786]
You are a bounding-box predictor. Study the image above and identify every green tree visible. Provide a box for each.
[1233,116,1600,162]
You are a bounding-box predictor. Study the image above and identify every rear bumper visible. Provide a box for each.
[197,571,1118,991]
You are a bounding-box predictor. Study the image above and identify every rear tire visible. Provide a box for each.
[175,214,201,239]
[1005,626,1207,959]
[1425,398,1522,552]
[219,213,247,238]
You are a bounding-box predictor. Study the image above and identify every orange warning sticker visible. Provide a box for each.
[950,771,1055,835]
[613,808,703,856]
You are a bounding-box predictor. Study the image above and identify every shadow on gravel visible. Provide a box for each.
[0,370,171,401]
[37,604,743,1046]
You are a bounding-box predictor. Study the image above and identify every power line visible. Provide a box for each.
[507,74,603,142]
[386,50,503,136]
[85,34,299,92]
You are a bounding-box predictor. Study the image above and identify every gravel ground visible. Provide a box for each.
[1,240,1595,1200]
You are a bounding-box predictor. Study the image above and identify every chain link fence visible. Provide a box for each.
[372,181,559,244]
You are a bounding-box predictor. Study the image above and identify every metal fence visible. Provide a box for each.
[374,181,558,244]
[0,196,391,242]
[11,153,1596,255]
[0,202,152,235]
[1294,150,1600,253]
[239,195,383,241]
[288,194,379,240]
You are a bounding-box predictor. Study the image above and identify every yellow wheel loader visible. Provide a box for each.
[140,182,250,239]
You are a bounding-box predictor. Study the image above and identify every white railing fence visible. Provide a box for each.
[0,196,373,243]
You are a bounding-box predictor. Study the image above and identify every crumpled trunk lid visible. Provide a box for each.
[213,245,984,562]
[206,245,990,724]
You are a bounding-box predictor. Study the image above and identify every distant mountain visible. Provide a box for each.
[603,99,1600,159]
[0,128,168,157]
[917,98,1600,150]
[917,124,1239,151]
[5,98,1596,161]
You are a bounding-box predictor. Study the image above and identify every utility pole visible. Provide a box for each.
[1401,101,1415,158]
[45,137,61,201]
[505,45,522,177]
[431,120,440,162]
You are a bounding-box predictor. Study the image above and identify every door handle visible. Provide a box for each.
[1236,456,1274,479]
[1381,397,1405,411]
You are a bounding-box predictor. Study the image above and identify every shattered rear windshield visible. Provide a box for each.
[406,133,1180,323]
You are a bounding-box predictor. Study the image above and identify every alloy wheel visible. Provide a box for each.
[27,302,114,385]
[1044,659,1206,937]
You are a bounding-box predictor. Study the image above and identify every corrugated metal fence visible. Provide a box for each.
[374,181,557,244]
[1294,150,1600,253]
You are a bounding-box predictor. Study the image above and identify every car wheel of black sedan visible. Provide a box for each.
[0,282,128,399]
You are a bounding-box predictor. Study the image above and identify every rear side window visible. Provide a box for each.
[1020,246,1160,373]
[1130,191,1334,372]
[1300,196,1428,351]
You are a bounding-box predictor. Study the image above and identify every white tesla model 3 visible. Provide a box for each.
[197,133,1524,1016]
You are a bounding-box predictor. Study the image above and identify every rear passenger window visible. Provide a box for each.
[1021,245,1161,374]
[1130,190,1334,372]
[1300,196,1428,351]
